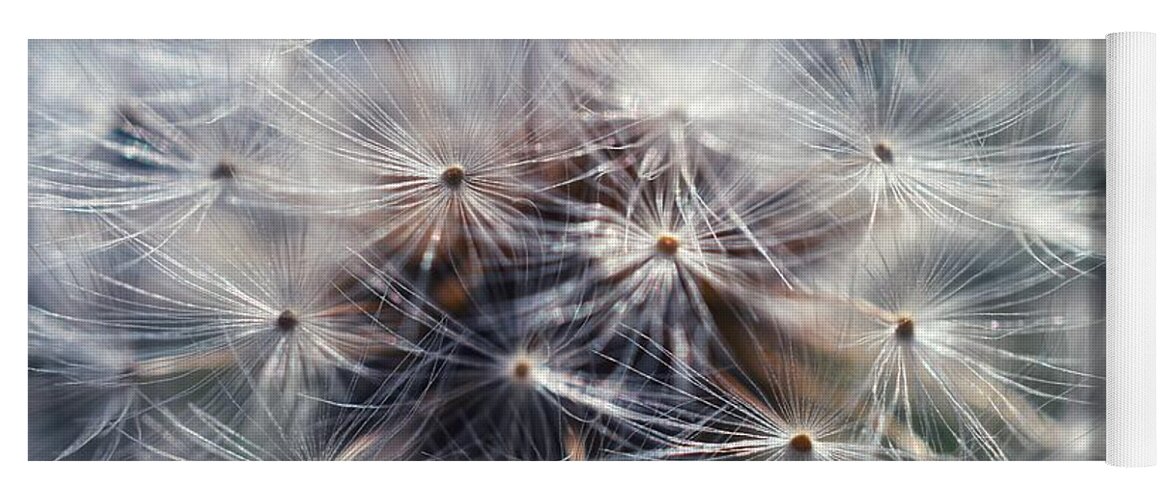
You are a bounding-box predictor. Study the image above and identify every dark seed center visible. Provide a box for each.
[895,317,914,341]
[512,360,531,381]
[656,234,680,256]
[441,164,466,188]
[276,310,300,332]
[873,142,894,164]
[212,160,237,180]
[789,433,813,453]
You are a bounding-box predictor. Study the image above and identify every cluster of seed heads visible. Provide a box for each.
[28,39,1106,461]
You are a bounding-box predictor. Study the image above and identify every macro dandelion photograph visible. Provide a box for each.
[28,37,1113,462]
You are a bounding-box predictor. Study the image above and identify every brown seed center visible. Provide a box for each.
[894,317,914,341]
[276,310,299,332]
[873,142,894,164]
[440,164,466,188]
[512,360,531,381]
[789,433,813,453]
[656,234,680,256]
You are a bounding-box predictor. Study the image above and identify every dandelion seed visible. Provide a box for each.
[266,40,585,280]
[49,211,448,441]
[30,76,316,256]
[747,40,1086,235]
[410,264,656,460]
[559,161,829,370]
[600,327,885,461]
[763,224,1103,459]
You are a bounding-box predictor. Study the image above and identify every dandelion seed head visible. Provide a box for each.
[27,39,1106,462]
